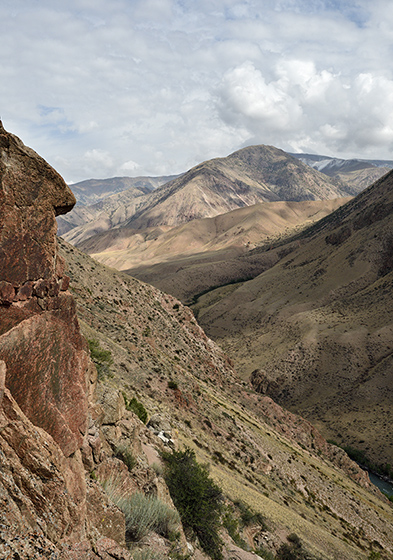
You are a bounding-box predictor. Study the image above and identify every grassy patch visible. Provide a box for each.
[102,478,180,542]
[88,338,113,380]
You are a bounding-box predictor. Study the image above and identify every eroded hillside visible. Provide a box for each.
[194,170,393,470]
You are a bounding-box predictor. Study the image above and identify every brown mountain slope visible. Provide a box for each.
[334,167,392,193]
[62,145,354,248]
[193,169,393,467]
[119,144,353,231]
[58,237,393,560]
[58,186,155,242]
[79,198,349,300]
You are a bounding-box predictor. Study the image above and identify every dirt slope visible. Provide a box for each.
[78,198,349,278]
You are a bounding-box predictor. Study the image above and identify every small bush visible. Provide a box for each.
[168,380,179,390]
[123,393,148,423]
[115,444,137,472]
[88,338,113,380]
[254,547,276,560]
[234,499,267,530]
[102,480,180,542]
[222,507,248,550]
[277,533,319,560]
[162,448,223,560]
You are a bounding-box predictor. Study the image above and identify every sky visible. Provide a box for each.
[1,0,393,183]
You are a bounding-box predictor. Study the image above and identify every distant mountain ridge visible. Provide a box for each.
[290,152,392,193]
[118,145,353,230]
[290,152,393,172]
[70,174,178,206]
[57,175,177,239]
[61,144,353,247]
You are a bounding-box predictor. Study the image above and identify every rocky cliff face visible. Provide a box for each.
[0,121,89,457]
[0,123,160,559]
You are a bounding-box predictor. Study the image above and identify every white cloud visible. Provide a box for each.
[120,160,140,172]
[1,0,393,183]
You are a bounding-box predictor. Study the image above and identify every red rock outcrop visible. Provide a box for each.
[0,122,131,558]
[0,120,87,457]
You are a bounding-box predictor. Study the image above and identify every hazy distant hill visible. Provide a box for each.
[70,175,178,206]
[57,174,177,238]
[193,170,393,467]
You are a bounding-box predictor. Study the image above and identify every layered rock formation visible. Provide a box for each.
[0,122,136,558]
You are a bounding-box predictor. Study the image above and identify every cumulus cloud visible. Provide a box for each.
[1,0,392,182]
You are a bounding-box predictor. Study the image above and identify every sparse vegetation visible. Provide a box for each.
[88,338,113,380]
[234,499,267,530]
[277,533,319,560]
[115,444,137,471]
[102,479,180,542]
[133,550,166,560]
[254,547,276,560]
[222,501,266,550]
[161,448,223,560]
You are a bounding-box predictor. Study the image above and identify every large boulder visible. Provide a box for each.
[0,120,75,286]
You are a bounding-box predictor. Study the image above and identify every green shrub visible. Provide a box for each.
[277,533,319,560]
[102,479,180,542]
[234,499,267,530]
[88,338,113,380]
[254,547,276,560]
[122,393,148,423]
[161,448,223,560]
[168,380,179,390]
[222,507,248,550]
[115,444,137,472]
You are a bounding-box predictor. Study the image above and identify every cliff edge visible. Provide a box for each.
[0,122,132,558]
